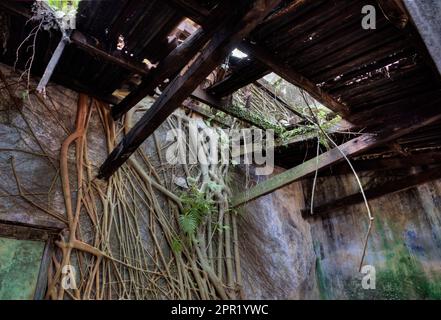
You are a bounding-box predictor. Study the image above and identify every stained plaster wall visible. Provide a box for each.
[0,63,163,232]
[231,165,319,299]
[233,164,441,300]
[304,173,441,300]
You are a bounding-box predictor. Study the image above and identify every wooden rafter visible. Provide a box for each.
[207,59,269,97]
[110,2,235,120]
[98,0,283,180]
[239,41,351,117]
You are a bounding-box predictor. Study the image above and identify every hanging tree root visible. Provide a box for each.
[1,61,243,299]
[29,90,244,299]
[302,91,374,272]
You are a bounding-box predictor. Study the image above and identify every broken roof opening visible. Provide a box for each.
[231,48,248,59]
[170,18,201,44]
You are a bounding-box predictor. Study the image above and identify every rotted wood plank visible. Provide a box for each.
[36,33,70,94]
[110,2,235,120]
[98,0,283,180]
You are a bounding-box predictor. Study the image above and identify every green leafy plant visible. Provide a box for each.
[46,0,80,11]
[179,185,216,237]
[20,90,30,101]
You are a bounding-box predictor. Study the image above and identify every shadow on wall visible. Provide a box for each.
[230,165,319,299]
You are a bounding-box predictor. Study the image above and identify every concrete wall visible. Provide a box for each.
[0,64,80,230]
[232,166,319,299]
[305,173,441,299]
[233,164,441,300]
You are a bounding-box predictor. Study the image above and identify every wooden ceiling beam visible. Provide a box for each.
[190,87,285,134]
[231,104,441,207]
[302,165,441,218]
[239,41,351,117]
[70,31,151,76]
[207,59,269,97]
[98,0,283,180]
[324,151,441,176]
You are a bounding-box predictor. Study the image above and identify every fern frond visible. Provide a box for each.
[179,213,198,235]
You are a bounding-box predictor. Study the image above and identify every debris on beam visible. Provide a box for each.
[231,105,441,207]
[70,31,150,76]
[190,87,285,134]
[252,80,308,121]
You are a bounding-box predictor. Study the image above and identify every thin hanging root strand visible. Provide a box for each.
[303,93,374,271]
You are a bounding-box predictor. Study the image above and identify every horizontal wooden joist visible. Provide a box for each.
[70,31,151,76]
[301,165,441,218]
[190,87,285,134]
[182,99,232,127]
[324,151,441,176]
[98,0,283,180]
[231,104,441,207]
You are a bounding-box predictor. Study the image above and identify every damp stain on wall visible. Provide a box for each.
[0,237,45,300]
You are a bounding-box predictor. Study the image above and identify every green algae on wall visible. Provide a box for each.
[374,215,441,299]
[0,237,45,300]
[314,213,441,300]
[314,241,331,300]
[315,257,330,300]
